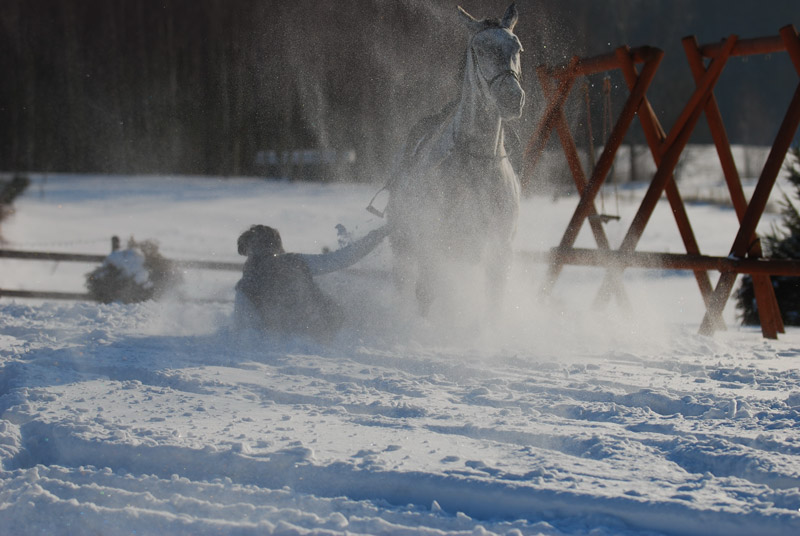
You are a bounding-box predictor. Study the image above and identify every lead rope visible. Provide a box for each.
[366,185,388,218]
[602,76,620,220]
[583,81,604,218]
[585,77,620,223]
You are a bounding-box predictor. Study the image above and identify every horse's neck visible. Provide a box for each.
[450,49,504,159]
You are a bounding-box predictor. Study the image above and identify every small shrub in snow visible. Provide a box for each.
[735,146,800,325]
[0,174,30,229]
[86,238,183,303]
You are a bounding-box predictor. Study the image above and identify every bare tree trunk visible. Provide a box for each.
[59,3,83,171]
[628,141,639,183]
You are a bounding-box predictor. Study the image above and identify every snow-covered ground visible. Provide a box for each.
[1,171,799,535]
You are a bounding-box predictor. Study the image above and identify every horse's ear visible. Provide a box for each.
[501,3,519,31]
[457,6,485,33]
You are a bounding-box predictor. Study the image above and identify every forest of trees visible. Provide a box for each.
[0,0,797,182]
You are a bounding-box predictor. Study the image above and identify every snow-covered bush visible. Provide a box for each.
[735,146,800,325]
[0,174,30,229]
[86,238,183,303]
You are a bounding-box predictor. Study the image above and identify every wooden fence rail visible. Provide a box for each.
[0,249,243,271]
[5,245,800,304]
[0,247,388,302]
[0,248,243,302]
[519,249,800,276]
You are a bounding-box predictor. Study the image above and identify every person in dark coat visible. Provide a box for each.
[234,224,389,340]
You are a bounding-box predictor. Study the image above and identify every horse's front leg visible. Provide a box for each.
[485,242,513,317]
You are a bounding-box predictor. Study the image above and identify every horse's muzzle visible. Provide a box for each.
[491,71,525,119]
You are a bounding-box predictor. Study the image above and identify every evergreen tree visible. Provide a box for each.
[735,146,800,325]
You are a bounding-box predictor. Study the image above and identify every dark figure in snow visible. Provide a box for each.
[234,224,389,341]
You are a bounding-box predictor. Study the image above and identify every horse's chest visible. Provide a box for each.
[437,160,518,227]
[392,152,520,262]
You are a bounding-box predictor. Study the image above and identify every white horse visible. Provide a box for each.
[386,3,524,316]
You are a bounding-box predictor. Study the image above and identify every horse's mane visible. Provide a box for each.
[399,99,459,169]
[477,18,505,30]
[405,20,506,151]
[395,17,511,175]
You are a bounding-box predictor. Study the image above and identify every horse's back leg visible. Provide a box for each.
[486,244,513,316]
[391,245,419,305]
[417,260,447,317]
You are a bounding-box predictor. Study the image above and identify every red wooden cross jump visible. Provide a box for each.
[522,25,800,339]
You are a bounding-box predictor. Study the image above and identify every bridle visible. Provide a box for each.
[470,26,523,91]
[487,68,521,88]
[460,34,522,161]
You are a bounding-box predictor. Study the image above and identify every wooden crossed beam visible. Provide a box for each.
[692,25,800,338]
[523,46,665,310]
[522,25,800,338]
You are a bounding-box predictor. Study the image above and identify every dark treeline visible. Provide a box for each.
[1,0,797,180]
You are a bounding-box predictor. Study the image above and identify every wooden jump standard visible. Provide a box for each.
[522,25,800,339]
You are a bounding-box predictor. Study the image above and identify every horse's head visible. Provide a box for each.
[459,3,525,120]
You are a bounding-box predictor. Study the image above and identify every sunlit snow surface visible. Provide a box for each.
[1,173,799,535]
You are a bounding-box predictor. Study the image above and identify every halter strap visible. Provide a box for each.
[487,69,521,87]
[469,26,522,88]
